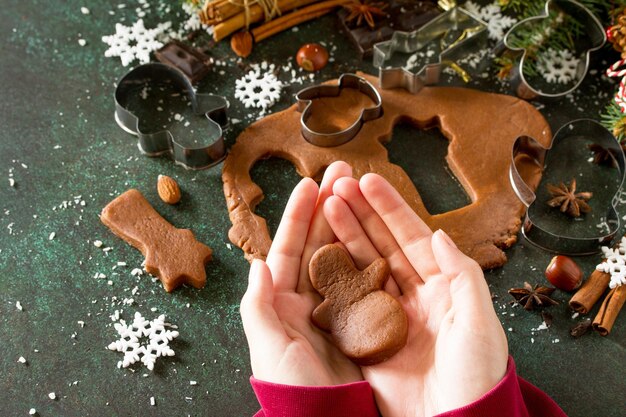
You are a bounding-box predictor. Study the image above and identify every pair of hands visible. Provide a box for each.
[240,161,508,417]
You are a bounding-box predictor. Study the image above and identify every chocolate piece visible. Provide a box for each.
[101,189,212,292]
[221,73,552,269]
[309,244,407,365]
[155,40,211,84]
[337,0,441,58]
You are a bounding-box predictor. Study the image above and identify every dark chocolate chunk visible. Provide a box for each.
[155,40,211,84]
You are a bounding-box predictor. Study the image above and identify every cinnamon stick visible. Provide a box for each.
[592,285,626,335]
[213,0,321,41]
[251,0,349,41]
[569,269,610,314]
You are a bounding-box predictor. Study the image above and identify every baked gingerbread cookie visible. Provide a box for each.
[310,244,408,365]
[222,73,552,269]
[101,189,212,292]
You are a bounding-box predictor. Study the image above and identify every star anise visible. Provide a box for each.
[343,0,388,29]
[508,282,559,311]
[588,143,625,168]
[546,179,592,218]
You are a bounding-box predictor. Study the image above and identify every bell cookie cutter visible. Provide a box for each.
[510,119,626,255]
[114,63,229,170]
[497,0,605,100]
[372,7,487,94]
[295,73,383,147]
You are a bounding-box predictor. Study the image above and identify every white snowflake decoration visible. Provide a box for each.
[101,19,165,66]
[182,2,213,36]
[107,312,179,371]
[234,65,283,110]
[463,1,516,40]
[537,48,580,84]
[597,237,626,289]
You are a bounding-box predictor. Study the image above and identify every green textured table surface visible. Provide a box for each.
[1,1,625,416]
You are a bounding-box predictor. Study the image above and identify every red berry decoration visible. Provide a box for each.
[545,255,583,292]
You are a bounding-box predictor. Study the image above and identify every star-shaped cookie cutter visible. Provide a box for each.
[510,119,626,255]
[372,7,487,94]
[497,0,605,100]
[114,63,229,170]
[295,73,383,147]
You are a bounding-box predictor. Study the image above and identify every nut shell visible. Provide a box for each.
[545,255,583,292]
[231,31,253,58]
[157,175,181,205]
[296,43,329,72]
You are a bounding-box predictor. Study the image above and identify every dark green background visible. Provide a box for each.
[1,1,624,416]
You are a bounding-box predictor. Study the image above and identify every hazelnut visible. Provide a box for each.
[545,255,583,292]
[296,43,329,72]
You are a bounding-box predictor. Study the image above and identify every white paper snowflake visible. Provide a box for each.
[234,65,283,110]
[101,19,165,66]
[182,2,213,36]
[537,48,580,84]
[463,1,516,40]
[597,237,626,289]
[107,312,179,371]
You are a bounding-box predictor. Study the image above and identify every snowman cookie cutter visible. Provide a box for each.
[497,0,605,100]
[295,73,383,147]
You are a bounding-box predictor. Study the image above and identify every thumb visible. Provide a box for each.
[431,230,493,318]
[240,259,288,361]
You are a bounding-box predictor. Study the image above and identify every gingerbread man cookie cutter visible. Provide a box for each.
[496,0,605,100]
[372,7,487,94]
[510,119,626,255]
[295,73,383,147]
[114,63,229,170]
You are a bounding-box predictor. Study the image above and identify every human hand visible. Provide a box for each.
[240,161,362,386]
[324,173,509,416]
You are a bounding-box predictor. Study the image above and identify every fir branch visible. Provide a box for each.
[601,102,626,142]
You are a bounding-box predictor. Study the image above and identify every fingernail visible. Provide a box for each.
[438,229,457,249]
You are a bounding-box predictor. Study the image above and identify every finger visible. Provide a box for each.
[431,230,493,320]
[332,177,421,292]
[359,173,441,281]
[324,195,402,298]
[323,195,380,270]
[266,177,319,291]
[240,260,289,378]
[298,161,353,293]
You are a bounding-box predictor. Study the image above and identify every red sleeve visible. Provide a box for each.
[434,357,567,417]
[250,377,379,417]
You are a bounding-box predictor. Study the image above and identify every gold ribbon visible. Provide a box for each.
[229,0,282,27]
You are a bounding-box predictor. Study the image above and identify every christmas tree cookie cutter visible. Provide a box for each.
[295,73,383,147]
[510,119,626,255]
[497,0,605,100]
[114,63,229,170]
[372,7,487,94]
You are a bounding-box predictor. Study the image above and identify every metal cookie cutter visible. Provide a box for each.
[114,63,229,170]
[497,0,605,100]
[295,74,383,147]
[372,7,487,94]
[510,119,626,255]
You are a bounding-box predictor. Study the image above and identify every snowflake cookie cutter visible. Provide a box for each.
[496,0,605,100]
[372,7,488,94]
[295,73,382,147]
[114,63,229,170]
[510,119,626,255]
